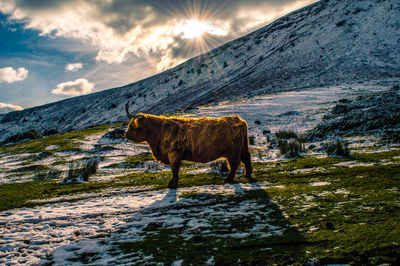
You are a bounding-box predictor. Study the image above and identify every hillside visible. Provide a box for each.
[0,0,399,143]
[1,84,400,264]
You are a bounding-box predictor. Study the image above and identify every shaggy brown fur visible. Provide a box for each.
[125,113,252,188]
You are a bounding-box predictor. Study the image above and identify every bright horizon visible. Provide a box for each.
[0,0,317,112]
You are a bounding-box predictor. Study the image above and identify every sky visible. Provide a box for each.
[0,0,316,113]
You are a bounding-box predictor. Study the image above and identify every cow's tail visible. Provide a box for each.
[241,122,252,179]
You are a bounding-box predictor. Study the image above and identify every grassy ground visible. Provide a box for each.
[1,133,400,264]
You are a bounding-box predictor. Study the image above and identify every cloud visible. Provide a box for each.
[0,102,23,114]
[1,0,316,69]
[0,67,28,83]
[51,78,94,96]
[65,63,83,72]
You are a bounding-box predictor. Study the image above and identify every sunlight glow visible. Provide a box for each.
[180,20,208,39]
[177,20,227,39]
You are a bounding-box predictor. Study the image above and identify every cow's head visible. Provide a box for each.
[125,102,146,143]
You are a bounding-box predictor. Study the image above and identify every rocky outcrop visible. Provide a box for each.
[307,86,400,141]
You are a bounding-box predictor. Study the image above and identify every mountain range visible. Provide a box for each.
[1,0,399,144]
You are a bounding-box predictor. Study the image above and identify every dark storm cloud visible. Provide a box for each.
[94,0,298,33]
[88,0,307,64]
[12,0,299,33]
[10,0,308,35]
[2,0,315,65]
[15,0,76,10]
[8,0,309,37]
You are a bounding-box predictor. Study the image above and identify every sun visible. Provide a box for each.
[179,20,210,39]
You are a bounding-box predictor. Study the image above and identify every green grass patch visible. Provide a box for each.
[125,152,154,163]
[353,149,400,163]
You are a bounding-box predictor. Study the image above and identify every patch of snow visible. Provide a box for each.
[54,150,80,157]
[31,156,58,165]
[186,168,210,175]
[306,195,316,201]
[206,256,214,265]
[310,181,331,187]
[317,191,333,197]
[45,145,58,151]
[307,226,319,233]
[291,167,325,174]
[0,174,36,184]
[27,186,153,205]
[0,153,34,170]
[79,134,105,151]
[334,161,383,168]
[142,161,169,172]
[335,189,350,195]
[186,166,244,175]
[271,185,285,189]
[172,259,184,266]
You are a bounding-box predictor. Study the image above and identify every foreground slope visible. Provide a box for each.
[0,0,399,143]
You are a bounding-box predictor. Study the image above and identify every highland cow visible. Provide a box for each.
[125,103,252,189]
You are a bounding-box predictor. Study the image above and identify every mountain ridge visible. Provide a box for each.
[1,0,399,143]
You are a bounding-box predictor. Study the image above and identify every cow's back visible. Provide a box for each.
[182,115,248,162]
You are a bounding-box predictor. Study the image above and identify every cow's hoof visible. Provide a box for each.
[168,181,178,189]
[224,178,235,184]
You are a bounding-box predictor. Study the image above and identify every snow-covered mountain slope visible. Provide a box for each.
[1,0,399,143]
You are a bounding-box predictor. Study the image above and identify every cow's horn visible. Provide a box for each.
[125,102,135,119]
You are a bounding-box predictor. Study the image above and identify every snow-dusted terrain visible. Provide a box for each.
[0,0,399,143]
[0,182,281,265]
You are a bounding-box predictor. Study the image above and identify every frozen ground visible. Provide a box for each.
[0,182,279,265]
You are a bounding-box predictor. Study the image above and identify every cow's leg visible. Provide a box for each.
[168,152,181,189]
[241,149,253,180]
[224,156,240,184]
